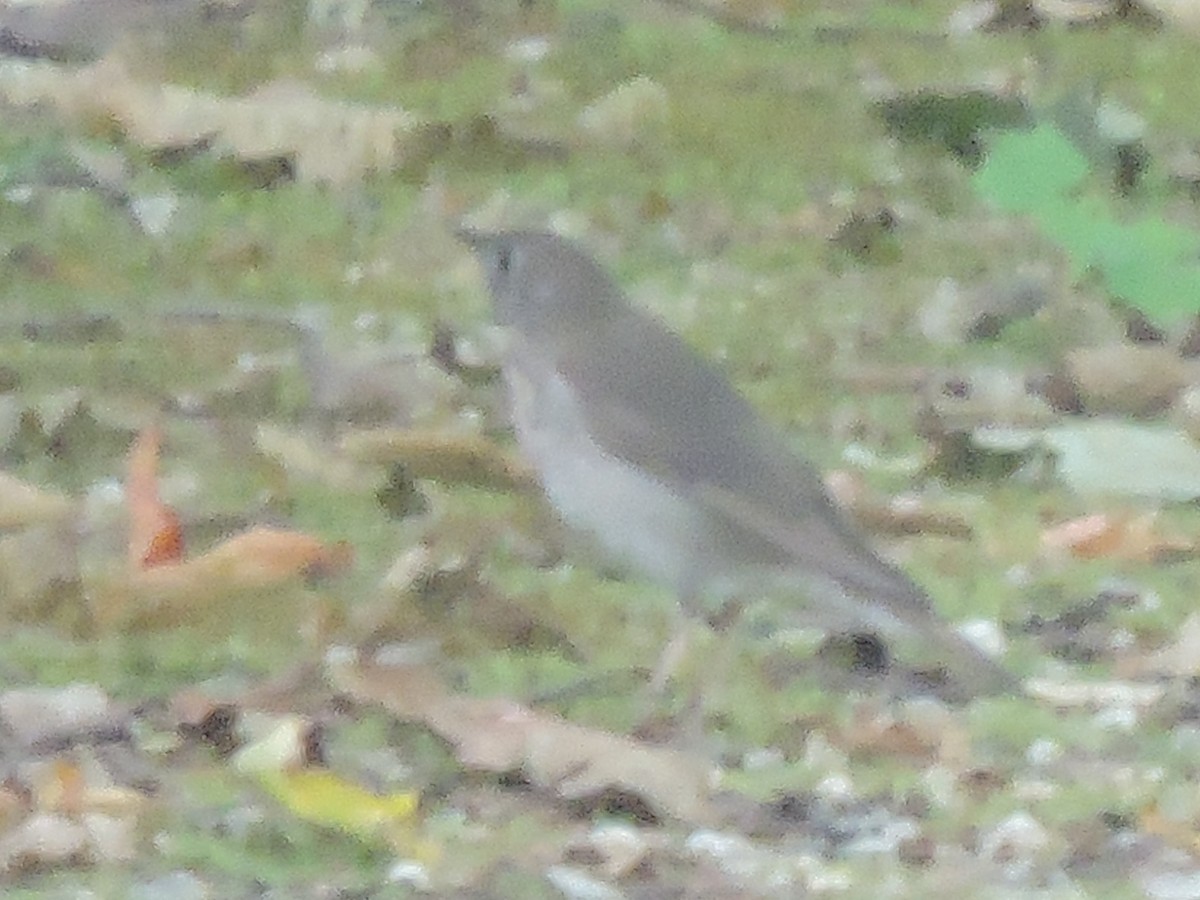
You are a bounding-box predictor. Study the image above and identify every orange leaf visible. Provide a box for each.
[36,760,85,816]
[1140,801,1200,856]
[140,507,184,567]
[125,426,184,568]
[1040,513,1120,559]
[183,526,353,585]
[93,527,353,631]
[1041,512,1194,563]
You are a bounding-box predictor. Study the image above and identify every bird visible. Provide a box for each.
[459,228,1019,699]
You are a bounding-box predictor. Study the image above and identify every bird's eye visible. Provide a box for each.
[496,246,512,274]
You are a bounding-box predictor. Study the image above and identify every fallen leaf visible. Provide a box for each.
[0,58,435,185]
[106,425,353,631]
[1024,678,1164,708]
[0,811,135,873]
[0,472,74,529]
[125,426,184,568]
[566,821,659,880]
[257,769,420,843]
[0,522,81,622]
[27,758,142,821]
[1138,0,1200,32]
[826,471,973,539]
[1132,613,1200,678]
[917,271,1051,344]
[229,713,306,768]
[340,428,537,492]
[1040,511,1195,563]
[577,76,669,149]
[329,653,716,825]
[0,683,121,746]
[836,699,971,769]
[156,526,352,586]
[1066,344,1195,417]
[227,710,425,853]
[94,527,352,631]
[0,0,221,60]
[1140,801,1200,857]
[255,424,374,491]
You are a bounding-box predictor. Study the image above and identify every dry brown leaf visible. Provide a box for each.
[0,811,136,872]
[0,58,432,184]
[28,757,145,820]
[921,365,1058,433]
[158,526,352,586]
[139,508,185,568]
[1136,0,1200,31]
[125,425,184,568]
[1040,511,1194,563]
[836,703,970,768]
[0,683,119,746]
[577,76,669,149]
[0,473,74,529]
[0,522,81,621]
[917,271,1052,344]
[231,714,313,774]
[1066,344,1196,417]
[137,524,348,589]
[329,654,717,824]
[34,760,86,817]
[340,428,537,492]
[255,425,375,491]
[95,527,351,631]
[0,782,29,832]
[1139,801,1200,857]
[567,822,659,880]
[1024,677,1165,708]
[826,471,973,539]
[0,0,222,60]
[108,424,352,631]
[1131,612,1200,678]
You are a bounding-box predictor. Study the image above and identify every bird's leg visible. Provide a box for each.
[643,595,747,747]
[630,598,704,743]
[680,597,745,740]
[632,604,705,746]
[649,602,693,695]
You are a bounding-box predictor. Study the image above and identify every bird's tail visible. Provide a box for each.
[920,620,1022,698]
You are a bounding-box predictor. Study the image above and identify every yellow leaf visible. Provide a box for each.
[258,769,419,839]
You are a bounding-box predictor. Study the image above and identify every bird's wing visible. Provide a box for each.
[556,313,793,491]
[555,311,939,623]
